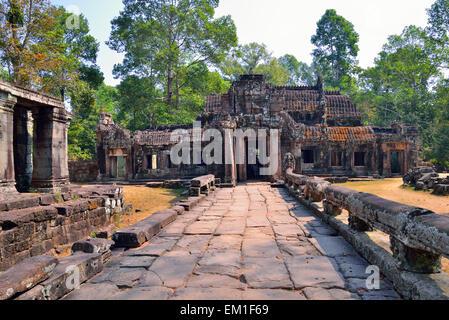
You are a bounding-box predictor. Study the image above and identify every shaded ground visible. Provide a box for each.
[335,178,449,215]
[65,184,400,300]
[118,186,186,229]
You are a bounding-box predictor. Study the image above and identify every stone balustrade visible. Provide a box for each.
[190,174,216,196]
[285,169,449,274]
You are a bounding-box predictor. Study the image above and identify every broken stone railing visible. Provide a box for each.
[190,174,216,196]
[285,168,449,299]
[285,168,449,273]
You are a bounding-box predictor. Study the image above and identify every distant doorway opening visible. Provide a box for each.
[390,152,401,175]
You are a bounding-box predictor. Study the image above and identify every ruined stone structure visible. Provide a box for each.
[403,166,449,195]
[0,81,71,194]
[97,74,419,185]
[0,82,130,274]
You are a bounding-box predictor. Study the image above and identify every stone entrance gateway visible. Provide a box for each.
[0,81,71,194]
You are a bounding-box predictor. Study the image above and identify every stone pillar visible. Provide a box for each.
[223,129,236,186]
[390,237,441,273]
[13,107,33,192]
[237,138,247,182]
[31,107,71,193]
[292,142,302,174]
[0,91,17,193]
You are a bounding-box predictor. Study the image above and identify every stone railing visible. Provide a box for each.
[285,169,449,299]
[190,174,216,196]
[285,168,449,274]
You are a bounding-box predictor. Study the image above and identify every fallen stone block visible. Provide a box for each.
[172,205,185,215]
[0,255,58,300]
[39,195,57,206]
[71,238,114,255]
[112,210,177,248]
[16,253,103,300]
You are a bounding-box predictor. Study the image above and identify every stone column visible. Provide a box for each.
[13,107,33,192]
[31,107,71,193]
[223,129,236,186]
[237,138,247,182]
[0,91,17,193]
[292,142,302,174]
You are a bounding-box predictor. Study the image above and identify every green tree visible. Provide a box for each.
[357,25,442,157]
[0,0,62,86]
[427,0,449,70]
[253,58,289,86]
[0,1,102,97]
[427,0,449,39]
[311,9,360,90]
[40,10,102,98]
[279,54,317,86]
[428,79,449,168]
[108,0,237,116]
[221,42,271,81]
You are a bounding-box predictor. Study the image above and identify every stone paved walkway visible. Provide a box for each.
[64,183,401,300]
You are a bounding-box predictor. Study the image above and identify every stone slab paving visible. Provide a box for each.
[65,184,401,301]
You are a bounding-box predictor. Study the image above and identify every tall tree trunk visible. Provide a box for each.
[167,66,173,109]
[175,72,179,110]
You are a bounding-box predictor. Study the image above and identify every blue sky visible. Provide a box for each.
[51,0,436,86]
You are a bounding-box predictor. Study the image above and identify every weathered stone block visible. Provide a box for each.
[17,253,103,300]
[112,209,177,248]
[172,205,185,215]
[0,255,58,300]
[71,238,114,255]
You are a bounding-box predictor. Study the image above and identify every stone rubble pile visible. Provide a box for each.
[403,167,449,195]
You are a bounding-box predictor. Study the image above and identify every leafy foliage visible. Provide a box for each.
[311,9,360,90]
[107,0,237,121]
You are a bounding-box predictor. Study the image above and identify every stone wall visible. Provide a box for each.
[68,160,99,183]
[0,186,126,271]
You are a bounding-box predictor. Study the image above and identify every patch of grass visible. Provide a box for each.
[114,214,121,228]
[54,192,63,204]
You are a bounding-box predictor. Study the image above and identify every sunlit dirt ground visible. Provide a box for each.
[335,178,449,215]
[118,185,186,229]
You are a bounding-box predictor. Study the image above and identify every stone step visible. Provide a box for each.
[112,209,178,248]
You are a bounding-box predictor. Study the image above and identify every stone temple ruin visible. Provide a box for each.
[0,81,71,194]
[96,74,420,185]
[3,76,449,301]
[0,81,127,272]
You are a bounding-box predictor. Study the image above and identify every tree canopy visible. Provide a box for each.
[311,9,360,90]
[107,0,237,122]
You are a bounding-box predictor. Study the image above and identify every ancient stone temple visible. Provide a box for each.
[96,74,420,185]
[0,81,71,194]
